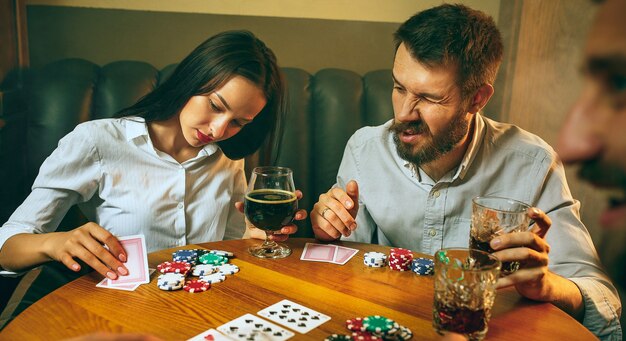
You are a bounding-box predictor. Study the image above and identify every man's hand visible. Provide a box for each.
[311,180,359,241]
[491,207,584,319]
[236,190,307,242]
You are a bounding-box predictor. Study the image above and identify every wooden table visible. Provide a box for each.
[0,238,596,340]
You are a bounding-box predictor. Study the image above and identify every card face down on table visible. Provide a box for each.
[300,243,358,265]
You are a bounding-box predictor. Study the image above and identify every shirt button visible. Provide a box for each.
[432,190,440,198]
[429,229,437,236]
[177,202,184,209]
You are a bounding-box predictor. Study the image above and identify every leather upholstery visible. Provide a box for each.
[12,59,393,238]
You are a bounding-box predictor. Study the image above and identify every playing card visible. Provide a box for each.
[331,246,359,265]
[98,268,155,291]
[300,243,337,262]
[107,235,150,286]
[217,313,294,340]
[257,299,331,334]
[187,328,234,341]
[96,277,140,291]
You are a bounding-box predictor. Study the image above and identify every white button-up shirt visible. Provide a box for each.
[0,117,246,256]
[341,114,622,340]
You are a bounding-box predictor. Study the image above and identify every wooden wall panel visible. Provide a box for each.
[498,0,626,282]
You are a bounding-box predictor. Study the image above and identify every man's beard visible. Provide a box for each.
[390,110,469,166]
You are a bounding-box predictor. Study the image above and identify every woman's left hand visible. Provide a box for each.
[235,190,307,241]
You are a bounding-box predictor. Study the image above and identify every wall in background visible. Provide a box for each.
[26,0,500,23]
[25,0,500,74]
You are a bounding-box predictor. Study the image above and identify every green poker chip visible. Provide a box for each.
[363,315,399,334]
[198,253,228,265]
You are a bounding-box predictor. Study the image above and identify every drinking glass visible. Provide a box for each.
[244,166,297,259]
[433,248,501,341]
[469,196,531,275]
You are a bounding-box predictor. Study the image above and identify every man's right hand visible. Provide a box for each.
[311,180,359,241]
[43,222,129,280]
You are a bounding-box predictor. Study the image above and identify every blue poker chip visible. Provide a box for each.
[411,257,434,275]
[172,249,198,262]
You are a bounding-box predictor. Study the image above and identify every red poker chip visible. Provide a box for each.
[351,331,381,341]
[390,248,412,255]
[183,279,210,293]
[346,317,366,332]
[157,261,192,275]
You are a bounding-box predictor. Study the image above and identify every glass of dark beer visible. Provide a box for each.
[469,196,531,275]
[244,166,297,259]
[433,248,501,341]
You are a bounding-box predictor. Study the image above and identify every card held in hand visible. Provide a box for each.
[107,234,150,286]
[217,313,294,341]
[257,299,331,334]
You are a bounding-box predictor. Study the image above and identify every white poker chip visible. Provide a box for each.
[209,249,234,257]
[158,282,183,291]
[157,273,186,286]
[192,264,217,276]
[216,264,240,275]
[200,272,226,283]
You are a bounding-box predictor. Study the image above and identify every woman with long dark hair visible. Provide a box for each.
[0,30,303,284]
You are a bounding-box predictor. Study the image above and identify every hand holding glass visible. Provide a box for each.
[469,196,530,275]
[244,166,297,259]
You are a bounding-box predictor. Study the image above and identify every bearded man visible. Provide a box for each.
[310,4,621,339]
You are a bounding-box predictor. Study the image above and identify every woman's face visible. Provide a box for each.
[179,75,267,147]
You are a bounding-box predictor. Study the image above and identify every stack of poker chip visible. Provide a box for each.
[157,261,192,275]
[410,257,434,276]
[343,315,413,340]
[154,248,237,292]
[172,249,198,263]
[363,252,387,268]
[157,273,185,291]
[199,252,229,266]
[388,248,413,272]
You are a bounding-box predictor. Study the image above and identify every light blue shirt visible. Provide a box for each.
[0,117,246,257]
[340,114,622,340]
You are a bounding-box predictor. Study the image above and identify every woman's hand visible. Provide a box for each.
[236,190,307,241]
[43,222,129,279]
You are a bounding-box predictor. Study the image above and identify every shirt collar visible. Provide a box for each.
[123,116,219,157]
[455,112,485,180]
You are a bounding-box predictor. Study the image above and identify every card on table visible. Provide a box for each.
[217,313,294,341]
[187,328,234,341]
[97,268,155,291]
[300,243,337,262]
[107,234,150,286]
[257,299,331,334]
[331,246,359,265]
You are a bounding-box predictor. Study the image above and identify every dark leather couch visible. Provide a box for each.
[3,58,394,238]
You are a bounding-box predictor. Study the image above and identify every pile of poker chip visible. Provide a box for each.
[324,315,413,340]
[388,248,413,271]
[156,249,239,292]
[363,252,387,268]
[363,248,434,276]
[410,257,434,275]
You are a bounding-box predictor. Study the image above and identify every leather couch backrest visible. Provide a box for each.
[23,58,393,237]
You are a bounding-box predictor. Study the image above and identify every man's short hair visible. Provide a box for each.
[394,4,503,99]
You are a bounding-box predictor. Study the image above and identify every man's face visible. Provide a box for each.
[557,0,626,229]
[390,43,471,166]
